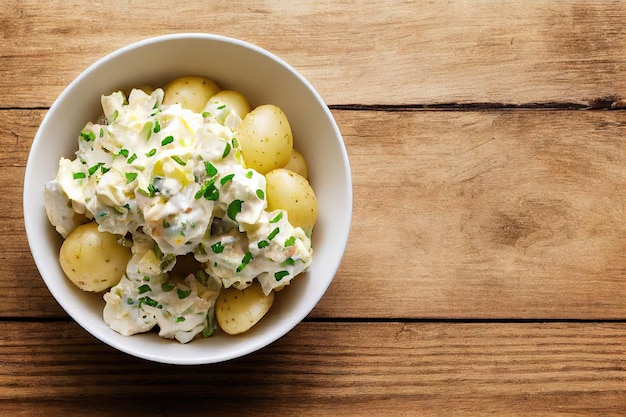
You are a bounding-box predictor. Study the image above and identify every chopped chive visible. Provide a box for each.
[118,148,129,158]
[177,288,192,299]
[162,220,170,228]
[153,243,164,260]
[258,240,269,249]
[161,136,174,146]
[236,251,253,272]
[80,130,96,142]
[127,153,138,164]
[125,172,138,183]
[268,227,280,241]
[202,111,212,118]
[88,163,103,176]
[270,212,283,223]
[145,148,157,157]
[73,172,86,180]
[101,166,111,174]
[231,138,239,148]
[153,120,161,133]
[196,270,209,286]
[171,155,186,166]
[99,127,104,138]
[220,173,235,186]
[138,296,158,308]
[274,271,289,281]
[161,283,175,292]
[245,170,253,179]
[143,276,150,281]
[227,199,243,222]
[112,110,119,122]
[284,236,296,247]
[195,180,219,200]
[217,104,226,110]
[203,183,219,200]
[137,284,152,294]
[175,317,186,323]
[282,258,296,266]
[204,161,218,177]
[211,241,225,254]
[222,142,231,158]
[256,189,265,199]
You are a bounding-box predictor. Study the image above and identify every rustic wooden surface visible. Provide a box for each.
[1,1,624,415]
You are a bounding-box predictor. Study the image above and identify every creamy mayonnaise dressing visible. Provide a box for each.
[44,88,313,342]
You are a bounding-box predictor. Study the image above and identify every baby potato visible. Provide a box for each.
[234,104,293,175]
[60,222,131,292]
[216,282,274,335]
[206,90,251,118]
[283,148,308,179]
[162,76,221,113]
[265,168,318,234]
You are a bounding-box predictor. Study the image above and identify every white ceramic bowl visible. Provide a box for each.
[23,33,352,365]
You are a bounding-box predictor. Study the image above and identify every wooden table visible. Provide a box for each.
[2,1,625,415]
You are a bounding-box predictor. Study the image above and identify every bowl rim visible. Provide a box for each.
[23,33,352,364]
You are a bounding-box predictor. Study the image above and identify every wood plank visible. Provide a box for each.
[0,321,624,416]
[322,109,626,319]
[2,109,625,319]
[1,0,624,108]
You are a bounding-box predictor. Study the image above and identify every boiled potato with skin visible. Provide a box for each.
[265,168,318,234]
[283,148,308,179]
[60,222,131,292]
[234,104,293,175]
[162,76,221,113]
[216,282,274,335]
[206,90,251,118]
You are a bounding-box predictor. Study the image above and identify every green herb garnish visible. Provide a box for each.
[88,163,103,176]
[137,284,152,294]
[220,173,235,186]
[222,142,231,158]
[236,252,253,272]
[171,155,186,166]
[125,172,138,183]
[211,241,225,254]
[270,212,283,223]
[227,199,243,221]
[204,161,218,177]
[268,227,279,241]
[138,296,159,308]
[274,271,289,281]
[177,288,192,299]
[80,130,96,142]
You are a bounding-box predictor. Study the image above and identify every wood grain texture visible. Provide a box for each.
[2,109,624,319]
[2,2,625,414]
[0,321,624,416]
[1,0,624,108]
[323,109,626,319]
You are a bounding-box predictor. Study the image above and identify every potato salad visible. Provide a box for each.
[44,76,318,343]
